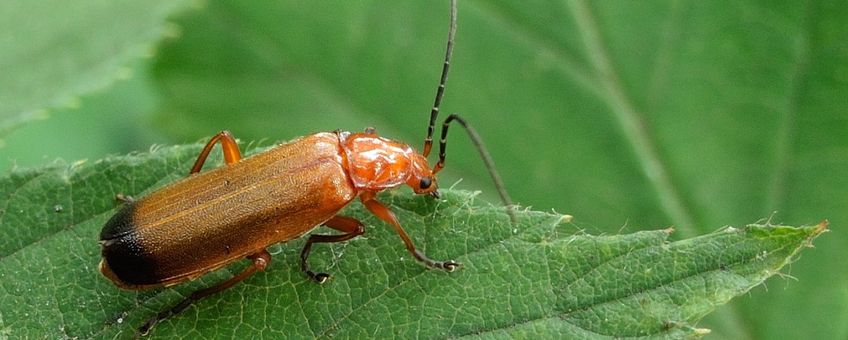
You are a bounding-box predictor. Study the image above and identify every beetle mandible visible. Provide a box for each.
[98,0,514,335]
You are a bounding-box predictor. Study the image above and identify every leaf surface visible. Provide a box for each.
[0,145,826,338]
[149,1,848,338]
[0,1,191,140]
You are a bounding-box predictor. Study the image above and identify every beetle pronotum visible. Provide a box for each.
[98,0,514,335]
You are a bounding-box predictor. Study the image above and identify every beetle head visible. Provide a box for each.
[406,152,440,198]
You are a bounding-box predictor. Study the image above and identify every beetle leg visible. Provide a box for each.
[189,130,242,175]
[115,193,135,204]
[136,250,271,337]
[360,192,460,272]
[300,216,365,283]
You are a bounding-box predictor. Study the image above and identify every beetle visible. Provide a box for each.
[99,0,514,335]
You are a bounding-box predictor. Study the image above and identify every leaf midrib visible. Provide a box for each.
[447,228,800,338]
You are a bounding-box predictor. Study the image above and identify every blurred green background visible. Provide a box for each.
[1,1,845,339]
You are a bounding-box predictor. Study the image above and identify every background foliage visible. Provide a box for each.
[1,0,845,339]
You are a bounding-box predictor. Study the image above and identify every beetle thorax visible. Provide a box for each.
[338,132,429,191]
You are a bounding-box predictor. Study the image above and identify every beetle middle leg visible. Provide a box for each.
[360,191,460,272]
[300,216,365,283]
[136,250,271,337]
[189,130,242,175]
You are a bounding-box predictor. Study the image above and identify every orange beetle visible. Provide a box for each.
[98,0,513,335]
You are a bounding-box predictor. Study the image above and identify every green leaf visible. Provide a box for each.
[0,60,165,173]
[0,0,193,140]
[0,145,826,338]
[149,1,848,338]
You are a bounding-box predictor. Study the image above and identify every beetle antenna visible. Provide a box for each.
[423,0,457,157]
[433,114,517,224]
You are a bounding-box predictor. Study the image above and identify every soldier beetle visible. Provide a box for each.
[98,0,514,335]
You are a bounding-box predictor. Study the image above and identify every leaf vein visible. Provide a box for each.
[559,242,795,328]
[317,209,563,337]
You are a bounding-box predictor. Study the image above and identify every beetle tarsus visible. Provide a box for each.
[312,272,330,283]
[300,216,365,283]
[303,267,331,283]
[300,241,335,284]
[412,249,460,272]
[136,319,155,338]
[115,193,135,204]
[442,260,461,272]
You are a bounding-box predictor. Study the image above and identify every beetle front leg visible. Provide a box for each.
[300,216,365,283]
[360,192,460,272]
[190,130,242,175]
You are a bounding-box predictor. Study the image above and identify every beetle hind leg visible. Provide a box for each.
[300,216,365,283]
[189,130,242,175]
[136,250,271,337]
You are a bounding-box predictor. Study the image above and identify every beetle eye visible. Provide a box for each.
[419,177,432,189]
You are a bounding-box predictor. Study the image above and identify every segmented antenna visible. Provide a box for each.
[433,114,517,224]
[422,0,456,158]
[422,0,517,224]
